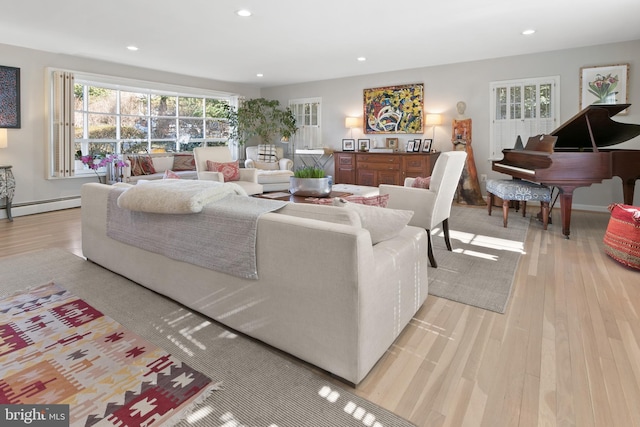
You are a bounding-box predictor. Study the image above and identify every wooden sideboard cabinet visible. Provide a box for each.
[334,151,440,187]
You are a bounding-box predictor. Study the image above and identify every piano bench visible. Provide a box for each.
[486,179,551,229]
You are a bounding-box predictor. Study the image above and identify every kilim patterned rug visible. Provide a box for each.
[0,282,221,426]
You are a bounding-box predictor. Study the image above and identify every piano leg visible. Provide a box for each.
[622,180,637,205]
[559,192,574,239]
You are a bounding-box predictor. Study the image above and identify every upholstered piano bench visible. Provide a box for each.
[603,204,640,271]
[486,179,551,229]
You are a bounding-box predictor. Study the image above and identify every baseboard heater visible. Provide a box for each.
[1,196,81,219]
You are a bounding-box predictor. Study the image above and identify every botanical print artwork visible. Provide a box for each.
[580,64,629,110]
[364,84,424,134]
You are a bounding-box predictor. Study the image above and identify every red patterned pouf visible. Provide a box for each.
[603,203,640,271]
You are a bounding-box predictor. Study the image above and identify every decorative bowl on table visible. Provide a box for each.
[289,177,332,197]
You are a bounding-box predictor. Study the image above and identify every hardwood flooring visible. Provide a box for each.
[1,207,638,426]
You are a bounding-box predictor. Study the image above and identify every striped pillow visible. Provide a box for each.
[257,144,277,162]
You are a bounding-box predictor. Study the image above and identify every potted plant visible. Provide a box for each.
[224,98,297,146]
[289,166,331,197]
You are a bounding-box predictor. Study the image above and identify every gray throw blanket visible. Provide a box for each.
[107,188,287,279]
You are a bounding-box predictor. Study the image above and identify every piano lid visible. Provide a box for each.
[551,104,640,150]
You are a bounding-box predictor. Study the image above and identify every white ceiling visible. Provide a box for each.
[2,0,639,88]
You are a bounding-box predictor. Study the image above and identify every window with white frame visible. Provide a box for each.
[489,76,560,159]
[289,97,321,150]
[48,69,236,178]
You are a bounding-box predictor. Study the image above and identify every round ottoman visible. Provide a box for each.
[603,203,640,271]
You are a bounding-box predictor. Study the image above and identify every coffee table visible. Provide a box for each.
[254,191,351,204]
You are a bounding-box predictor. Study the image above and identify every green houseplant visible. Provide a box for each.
[224,98,297,146]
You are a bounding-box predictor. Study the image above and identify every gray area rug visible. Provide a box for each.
[428,205,530,313]
[0,249,415,427]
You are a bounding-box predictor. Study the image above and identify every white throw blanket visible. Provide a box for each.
[116,179,248,214]
[107,188,288,279]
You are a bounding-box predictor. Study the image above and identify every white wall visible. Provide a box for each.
[262,39,640,211]
[0,43,260,218]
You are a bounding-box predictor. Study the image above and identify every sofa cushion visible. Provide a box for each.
[335,200,413,244]
[254,160,281,170]
[207,160,240,182]
[277,203,361,227]
[172,153,196,171]
[152,156,174,172]
[129,155,156,176]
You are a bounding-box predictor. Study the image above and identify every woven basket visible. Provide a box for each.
[603,203,640,271]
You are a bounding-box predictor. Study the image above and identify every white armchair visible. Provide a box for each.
[379,151,467,268]
[245,145,294,192]
[193,146,263,195]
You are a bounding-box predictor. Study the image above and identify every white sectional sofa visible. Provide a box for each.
[81,182,429,385]
[122,153,198,183]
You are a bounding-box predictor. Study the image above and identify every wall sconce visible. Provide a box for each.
[0,129,7,149]
[345,117,362,139]
[425,114,442,141]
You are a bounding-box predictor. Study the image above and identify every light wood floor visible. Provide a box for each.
[1,207,638,427]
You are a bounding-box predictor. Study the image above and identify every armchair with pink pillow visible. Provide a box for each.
[193,146,263,195]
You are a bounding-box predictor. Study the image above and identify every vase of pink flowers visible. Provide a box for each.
[80,154,127,183]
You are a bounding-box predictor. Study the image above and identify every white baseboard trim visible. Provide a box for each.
[0,197,81,220]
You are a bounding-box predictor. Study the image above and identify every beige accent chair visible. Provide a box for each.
[245,145,294,192]
[193,146,263,195]
[379,151,467,268]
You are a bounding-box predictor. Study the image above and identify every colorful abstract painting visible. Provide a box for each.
[363,83,424,134]
[0,66,20,128]
[0,282,219,426]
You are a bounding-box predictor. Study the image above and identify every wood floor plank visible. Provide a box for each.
[2,207,639,427]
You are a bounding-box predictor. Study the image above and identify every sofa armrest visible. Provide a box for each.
[279,158,294,171]
[197,171,224,182]
[245,159,256,169]
[239,168,258,183]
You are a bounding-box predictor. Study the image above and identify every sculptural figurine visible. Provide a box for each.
[451,101,486,206]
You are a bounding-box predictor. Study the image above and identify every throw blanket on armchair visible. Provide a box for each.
[106,187,287,279]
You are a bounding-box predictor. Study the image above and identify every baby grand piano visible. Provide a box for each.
[492,104,640,238]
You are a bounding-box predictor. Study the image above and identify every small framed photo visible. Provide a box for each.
[342,139,355,151]
[422,138,433,152]
[357,138,370,151]
[407,140,414,152]
[385,137,398,150]
[413,140,422,152]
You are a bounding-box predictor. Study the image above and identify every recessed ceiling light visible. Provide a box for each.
[127,45,139,51]
[236,9,252,17]
[522,29,536,35]
[256,73,264,77]
[357,57,366,62]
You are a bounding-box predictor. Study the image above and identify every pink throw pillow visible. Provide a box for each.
[344,194,390,208]
[163,170,181,179]
[311,194,390,207]
[207,160,240,182]
[411,176,431,189]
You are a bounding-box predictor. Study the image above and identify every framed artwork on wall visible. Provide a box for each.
[423,138,433,152]
[0,65,21,128]
[363,83,424,134]
[342,139,355,151]
[579,63,629,112]
[358,139,370,151]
